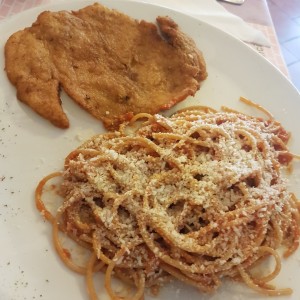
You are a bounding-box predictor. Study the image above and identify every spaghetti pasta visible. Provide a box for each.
[35,101,300,299]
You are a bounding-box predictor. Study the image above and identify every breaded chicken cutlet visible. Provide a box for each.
[5,3,207,130]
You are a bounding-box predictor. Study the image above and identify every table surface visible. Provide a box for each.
[219,0,288,77]
[0,0,288,77]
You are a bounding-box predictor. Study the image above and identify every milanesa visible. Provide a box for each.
[5,3,207,129]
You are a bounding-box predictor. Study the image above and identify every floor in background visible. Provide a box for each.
[267,0,300,92]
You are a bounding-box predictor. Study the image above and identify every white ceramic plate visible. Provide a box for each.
[1,1,300,299]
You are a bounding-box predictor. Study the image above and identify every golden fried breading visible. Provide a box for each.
[5,3,207,129]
